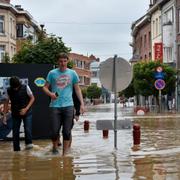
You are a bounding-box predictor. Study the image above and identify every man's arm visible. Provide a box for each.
[20,94,35,116]
[74,83,85,114]
[2,98,9,124]
[42,82,57,100]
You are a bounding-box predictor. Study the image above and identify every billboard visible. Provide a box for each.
[154,42,163,62]
[0,64,53,139]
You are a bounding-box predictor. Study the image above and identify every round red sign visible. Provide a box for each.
[154,79,165,90]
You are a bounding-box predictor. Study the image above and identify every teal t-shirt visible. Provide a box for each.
[46,68,79,107]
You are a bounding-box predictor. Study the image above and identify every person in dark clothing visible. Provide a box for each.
[3,76,35,151]
[73,87,81,119]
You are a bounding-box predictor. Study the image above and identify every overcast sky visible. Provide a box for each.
[11,0,149,61]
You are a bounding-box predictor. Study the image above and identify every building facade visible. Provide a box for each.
[149,4,163,61]
[90,60,101,87]
[130,14,151,63]
[162,0,176,65]
[69,53,97,87]
[0,0,39,62]
[131,0,179,109]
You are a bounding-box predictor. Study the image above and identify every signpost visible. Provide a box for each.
[154,66,165,113]
[99,55,132,149]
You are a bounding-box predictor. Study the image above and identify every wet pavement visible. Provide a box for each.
[1,103,180,180]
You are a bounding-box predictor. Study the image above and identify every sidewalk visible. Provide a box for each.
[121,106,180,119]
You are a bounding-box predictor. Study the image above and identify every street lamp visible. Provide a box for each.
[40,24,44,31]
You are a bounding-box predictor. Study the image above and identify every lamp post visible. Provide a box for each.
[39,24,45,41]
[40,24,44,31]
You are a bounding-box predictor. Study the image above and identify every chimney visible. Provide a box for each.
[0,0,10,3]
[149,0,153,8]
[15,5,24,11]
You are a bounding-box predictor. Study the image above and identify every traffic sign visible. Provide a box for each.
[154,72,165,79]
[154,79,165,90]
[99,57,132,92]
[156,66,163,72]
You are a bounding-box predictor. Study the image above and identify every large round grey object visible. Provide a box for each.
[99,57,132,92]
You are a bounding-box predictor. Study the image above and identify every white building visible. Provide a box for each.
[90,61,101,87]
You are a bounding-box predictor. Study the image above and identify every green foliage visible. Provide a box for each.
[2,52,10,63]
[120,61,176,99]
[81,88,87,98]
[119,79,134,98]
[133,61,176,97]
[13,35,71,64]
[67,60,75,69]
[87,84,102,99]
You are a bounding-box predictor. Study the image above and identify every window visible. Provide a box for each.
[163,47,172,63]
[153,20,155,38]
[140,36,142,51]
[16,24,23,37]
[156,18,158,35]
[177,45,180,68]
[148,31,151,47]
[163,8,173,24]
[10,18,12,37]
[178,9,180,33]
[0,16,5,34]
[0,45,5,63]
[74,59,85,69]
[92,71,98,77]
[144,34,147,48]
[79,76,84,84]
[159,16,161,33]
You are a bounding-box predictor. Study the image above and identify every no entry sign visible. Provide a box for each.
[154,79,165,90]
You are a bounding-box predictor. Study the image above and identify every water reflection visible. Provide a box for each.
[1,104,180,179]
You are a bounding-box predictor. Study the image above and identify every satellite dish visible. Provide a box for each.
[99,57,132,92]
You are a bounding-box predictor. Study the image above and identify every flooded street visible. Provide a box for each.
[1,103,180,180]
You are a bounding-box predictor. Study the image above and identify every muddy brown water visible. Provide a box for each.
[1,104,180,180]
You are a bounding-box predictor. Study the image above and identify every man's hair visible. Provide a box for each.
[9,76,21,89]
[57,53,69,60]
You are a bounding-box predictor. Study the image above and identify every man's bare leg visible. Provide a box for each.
[57,135,62,146]
[63,140,70,155]
[69,135,72,148]
[52,138,59,154]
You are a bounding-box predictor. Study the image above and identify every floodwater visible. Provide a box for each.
[1,103,180,180]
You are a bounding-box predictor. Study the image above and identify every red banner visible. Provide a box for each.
[154,43,163,62]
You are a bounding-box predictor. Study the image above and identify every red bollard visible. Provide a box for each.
[133,123,141,145]
[102,129,109,138]
[84,120,89,131]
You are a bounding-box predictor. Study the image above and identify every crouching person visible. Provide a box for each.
[3,76,35,151]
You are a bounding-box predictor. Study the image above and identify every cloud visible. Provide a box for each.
[11,0,149,60]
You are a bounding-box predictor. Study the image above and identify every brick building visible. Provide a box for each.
[69,53,97,87]
[130,14,151,63]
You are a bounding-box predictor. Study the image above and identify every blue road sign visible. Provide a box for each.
[154,79,165,90]
[154,72,165,79]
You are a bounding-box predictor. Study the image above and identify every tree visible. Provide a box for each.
[81,88,87,98]
[87,84,102,100]
[133,61,176,97]
[119,61,176,107]
[119,80,134,99]
[13,35,71,64]
[2,52,10,63]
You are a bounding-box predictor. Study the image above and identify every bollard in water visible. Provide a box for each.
[133,123,141,145]
[84,120,89,132]
[102,129,109,138]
